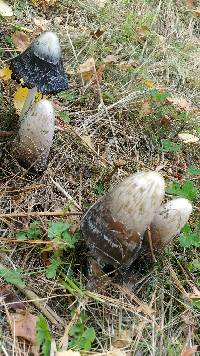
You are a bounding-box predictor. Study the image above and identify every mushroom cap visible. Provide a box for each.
[81,171,165,270]
[145,197,193,250]
[14,99,55,171]
[9,32,68,94]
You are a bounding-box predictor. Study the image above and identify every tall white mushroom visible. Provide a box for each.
[144,197,193,251]
[14,99,55,171]
[81,171,165,271]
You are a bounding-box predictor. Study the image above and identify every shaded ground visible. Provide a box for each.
[0,0,200,355]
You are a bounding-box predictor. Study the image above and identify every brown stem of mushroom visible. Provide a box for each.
[19,86,37,121]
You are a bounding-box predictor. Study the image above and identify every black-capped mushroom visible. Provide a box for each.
[10,31,68,118]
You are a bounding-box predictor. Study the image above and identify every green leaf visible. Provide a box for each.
[58,91,75,101]
[188,166,200,175]
[47,222,71,240]
[179,224,200,248]
[95,182,105,196]
[46,254,62,279]
[0,268,23,286]
[16,221,41,240]
[150,89,170,102]
[161,139,182,152]
[188,259,200,272]
[192,299,200,310]
[36,315,52,356]
[59,111,70,123]
[166,180,199,201]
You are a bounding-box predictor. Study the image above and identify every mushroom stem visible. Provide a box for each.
[19,86,37,121]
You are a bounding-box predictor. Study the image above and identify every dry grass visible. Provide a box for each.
[0,0,200,355]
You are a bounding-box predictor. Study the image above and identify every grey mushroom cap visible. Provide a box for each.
[9,32,68,94]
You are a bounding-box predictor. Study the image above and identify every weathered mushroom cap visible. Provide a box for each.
[9,31,68,94]
[144,197,192,251]
[81,171,165,271]
[14,99,55,171]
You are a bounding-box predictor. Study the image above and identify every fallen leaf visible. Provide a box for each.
[111,329,132,349]
[12,31,30,52]
[192,9,200,16]
[0,67,12,80]
[103,54,117,64]
[139,99,152,117]
[56,351,81,356]
[0,285,25,310]
[9,311,39,355]
[92,64,105,84]
[92,0,107,8]
[33,17,50,31]
[167,97,192,111]
[0,0,13,17]
[78,57,96,81]
[186,0,194,8]
[13,87,29,114]
[141,79,156,88]
[116,60,138,69]
[178,133,199,144]
[81,135,95,149]
[160,115,172,127]
[186,0,193,7]
[181,345,197,356]
[91,28,104,39]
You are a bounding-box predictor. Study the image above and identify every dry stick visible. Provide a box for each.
[0,261,64,326]
[0,211,82,220]
[0,238,54,245]
[50,177,82,211]
[146,225,156,263]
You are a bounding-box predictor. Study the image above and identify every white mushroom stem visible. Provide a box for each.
[19,86,37,121]
[15,99,55,171]
[145,198,193,250]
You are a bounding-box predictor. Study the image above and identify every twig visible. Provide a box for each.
[0,262,64,326]
[0,238,54,245]
[147,225,156,263]
[50,177,82,211]
[0,211,82,220]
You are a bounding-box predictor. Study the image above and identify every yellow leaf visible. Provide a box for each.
[78,57,96,81]
[192,9,200,16]
[0,0,13,17]
[0,67,12,80]
[35,92,48,101]
[13,87,29,114]
[141,79,156,88]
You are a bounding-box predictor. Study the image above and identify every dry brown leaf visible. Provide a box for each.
[186,0,194,8]
[13,87,29,113]
[92,64,105,84]
[33,17,50,31]
[91,28,104,39]
[0,67,12,80]
[56,351,81,356]
[103,54,117,64]
[192,9,200,16]
[0,0,13,16]
[0,285,25,310]
[167,97,192,111]
[78,57,96,81]
[9,310,39,355]
[181,345,197,356]
[178,133,199,144]
[139,99,152,117]
[160,115,172,127]
[12,31,30,52]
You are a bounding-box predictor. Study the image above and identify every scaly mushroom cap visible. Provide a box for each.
[81,171,165,270]
[144,197,192,251]
[14,99,55,171]
[9,32,68,94]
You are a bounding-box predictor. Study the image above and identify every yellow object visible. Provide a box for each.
[13,87,29,114]
[0,67,12,80]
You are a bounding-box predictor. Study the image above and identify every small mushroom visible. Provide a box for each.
[81,171,165,272]
[9,31,68,118]
[14,99,55,171]
[143,197,192,252]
